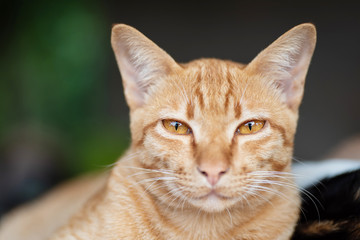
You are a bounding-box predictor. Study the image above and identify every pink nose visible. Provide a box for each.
[197,164,229,186]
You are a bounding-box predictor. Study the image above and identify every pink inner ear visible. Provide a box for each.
[120,56,147,108]
[282,47,312,109]
[246,25,316,110]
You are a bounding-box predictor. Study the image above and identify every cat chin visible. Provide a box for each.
[189,193,236,213]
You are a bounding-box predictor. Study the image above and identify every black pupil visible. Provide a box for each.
[247,122,254,131]
[174,122,180,131]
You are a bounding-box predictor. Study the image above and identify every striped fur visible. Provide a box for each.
[0,23,316,240]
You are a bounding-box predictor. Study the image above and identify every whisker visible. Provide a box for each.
[172,190,188,211]
[251,178,322,207]
[195,207,203,223]
[180,194,188,212]
[239,81,250,105]
[145,178,175,193]
[163,185,188,211]
[225,207,233,226]
[249,179,321,222]
[249,183,296,204]
[248,170,305,178]
[251,169,325,211]
[128,177,178,196]
[123,166,175,174]
[243,186,274,207]
[99,151,141,169]
[240,191,252,207]
[177,78,190,105]
[292,156,308,166]
[131,176,178,186]
[126,169,176,179]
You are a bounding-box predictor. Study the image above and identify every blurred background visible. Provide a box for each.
[1,0,360,216]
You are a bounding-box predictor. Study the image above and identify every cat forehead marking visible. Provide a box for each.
[176,59,247,120]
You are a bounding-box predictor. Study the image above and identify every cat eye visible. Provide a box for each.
[237,120,265,135]
[162,119,192,135]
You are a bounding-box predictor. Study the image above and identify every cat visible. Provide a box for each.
[0,23,316,240]
[293,168,360,240]
[291,136,360,240]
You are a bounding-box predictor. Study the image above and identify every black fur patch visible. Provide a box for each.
[292,169,360,240]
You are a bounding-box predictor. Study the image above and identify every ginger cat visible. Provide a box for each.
[0,23,316,240]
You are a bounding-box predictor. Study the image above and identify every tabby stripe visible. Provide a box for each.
[271,123,293,148]
[234,103,242,119]
[127,185,164,239]
[224,88,233,114]
[194,71,205,111]
[135,121,158,147]
[271,158,288,172]
[195,87,205,111]
[186,102,194,119]
[224,68,234,113]
[136,162,183,236]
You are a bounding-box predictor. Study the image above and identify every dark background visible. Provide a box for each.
[1,0,360,216]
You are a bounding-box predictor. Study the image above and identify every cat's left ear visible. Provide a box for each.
[246,23,316,110]
[111,24,180,109]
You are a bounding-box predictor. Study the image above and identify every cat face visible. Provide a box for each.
[111,24,316,212]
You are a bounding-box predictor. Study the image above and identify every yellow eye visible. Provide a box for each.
[237,120,265,135]
[162,120,191,135]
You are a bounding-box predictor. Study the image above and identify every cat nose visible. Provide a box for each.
[197,164,229,186]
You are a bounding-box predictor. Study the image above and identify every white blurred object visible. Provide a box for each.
[292,159,360,188]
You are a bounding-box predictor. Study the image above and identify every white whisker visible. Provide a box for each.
[123,166,175,174]
[248,178,321,221]
[243,186,274,207]
[239,81,250,105]
[225,207,233,226]
[99,151,141,169]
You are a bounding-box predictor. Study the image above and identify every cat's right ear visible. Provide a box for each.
[246,23,316,111]
[111,24,179,109]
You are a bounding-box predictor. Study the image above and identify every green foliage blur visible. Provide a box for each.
[0,0,130,177]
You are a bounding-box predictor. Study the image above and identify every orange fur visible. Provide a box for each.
[0,23,316,240]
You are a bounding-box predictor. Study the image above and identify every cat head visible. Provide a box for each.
[111,24,316,212]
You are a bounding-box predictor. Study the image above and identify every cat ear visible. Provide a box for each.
[111,24,179,109]
[246,23,316,110]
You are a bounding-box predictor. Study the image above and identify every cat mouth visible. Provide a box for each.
[198,190,231,200]
[189,189,237,212]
